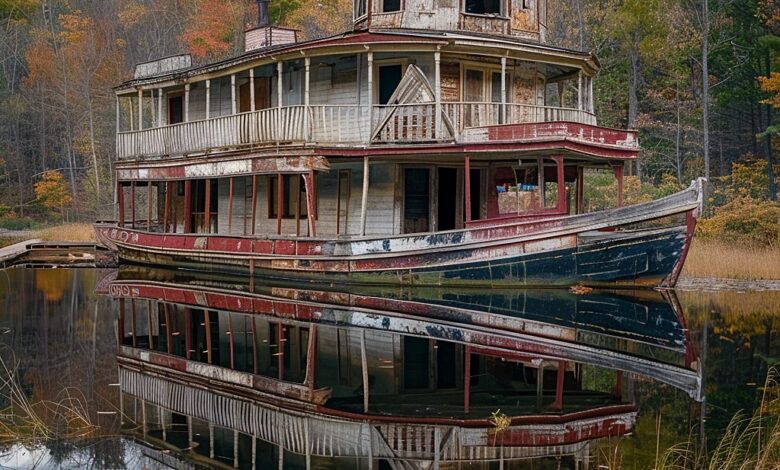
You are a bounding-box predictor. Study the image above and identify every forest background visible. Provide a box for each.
[0,0,778,250]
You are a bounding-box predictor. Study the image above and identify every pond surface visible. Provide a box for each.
[0,267,777,469]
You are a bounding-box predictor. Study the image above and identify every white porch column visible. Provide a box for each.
[137,88,143,130]
[589,76,594,113]
[578,70,583,111]
[157,88,164,126]
[149,89,155,127]
[367,51,373,143]
[304,57,311,140]
[184,83,191,122]
[434,50,442,138]
[205,79,211,119]
[500,56,507,124]
[115,95,120,133]
[277,61,283,141]
[250,69,256,112]
[360,156,369,236]
[231,74,237,114]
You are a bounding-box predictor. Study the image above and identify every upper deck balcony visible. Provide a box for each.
[115,32,614,162]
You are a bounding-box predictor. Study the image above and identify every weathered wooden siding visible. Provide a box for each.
[364,0,543,42]
[214,163,399,237]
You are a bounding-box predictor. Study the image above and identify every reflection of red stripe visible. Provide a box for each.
[316,403,636,429]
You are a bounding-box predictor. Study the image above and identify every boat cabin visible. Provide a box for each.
[112,0,637,240]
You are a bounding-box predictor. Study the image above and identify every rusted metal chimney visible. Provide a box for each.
[258,0,270,28]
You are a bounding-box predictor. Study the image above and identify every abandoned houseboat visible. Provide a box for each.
[96,0,705,287]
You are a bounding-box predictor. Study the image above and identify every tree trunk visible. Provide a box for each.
[766,52,776,200]
[628,45,641,178]
[88,96,101,212]
[702,0,710,181]
[676,81,682,183]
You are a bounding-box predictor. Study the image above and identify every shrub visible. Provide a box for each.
[698,196,780,247]
[0,217,37,231]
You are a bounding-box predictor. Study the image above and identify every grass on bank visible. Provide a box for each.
[34,223,96,243]
[683,240,780,281]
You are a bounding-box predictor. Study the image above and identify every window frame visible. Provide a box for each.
[267,174,318,220]
[462,0,507,17]
[354,0,368,21]
[380,0,403,13]
[459,60,513,104]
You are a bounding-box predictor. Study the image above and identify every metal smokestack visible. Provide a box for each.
[258,0,270,28]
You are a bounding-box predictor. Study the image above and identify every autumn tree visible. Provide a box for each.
[34,170,72,220]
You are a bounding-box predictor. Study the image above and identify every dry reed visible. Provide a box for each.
[34,223,96,243]
[682,240,780,280]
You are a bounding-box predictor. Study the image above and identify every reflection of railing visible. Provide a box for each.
[117,102,598,159]
[191,212,219,234]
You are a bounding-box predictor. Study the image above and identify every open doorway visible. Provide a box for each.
[469,168,483,221]
[378,64,403,105]
[403,168,430,233]
[437,168,458,231]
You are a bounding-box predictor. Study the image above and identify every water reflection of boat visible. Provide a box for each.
[103,269,702,467]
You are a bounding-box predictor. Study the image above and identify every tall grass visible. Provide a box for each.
[0,351,99,444]
[34,223,96,243]
[683,240,780,280]
[657,367,780,469]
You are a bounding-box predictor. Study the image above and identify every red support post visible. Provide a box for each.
[204,179,212,234]
[464,156,472,224]
[228,177,234,235]
[464,346,472,414]
[183,180,193,233]
[184,308,192,360]
[163,181,172,233]
[304,171,316,237]
[276,174,283,235]
[551,361,565,411]
[117,180,125,228]
[277,323,285,381]
[228,314,235,370]
[613,163,624,207]
[304,326,318,390]
[576,166,584,214]
[130,182,136,229]
[554,155,566,212]
[118,299,126,347]
[251,175,258,236]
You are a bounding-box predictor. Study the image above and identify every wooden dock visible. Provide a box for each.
[0,239,116,269]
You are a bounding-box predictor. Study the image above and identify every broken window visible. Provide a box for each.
[354,0,368,19]
[382,0,401,12]
[464,0,503,15]
[268,175,310,219]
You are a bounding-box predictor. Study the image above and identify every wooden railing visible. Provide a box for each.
[117,102,597,159]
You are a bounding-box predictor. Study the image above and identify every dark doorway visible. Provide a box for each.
[469,168,482,221]
[191,179,218,233]
[436,341,457,389]
[378,64,403,105]
[168,94,183,124]
[404,337,430,390]
[404,168,430,233]
[437,167,458,231]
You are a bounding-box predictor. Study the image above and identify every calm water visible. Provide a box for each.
[0,267,777,469]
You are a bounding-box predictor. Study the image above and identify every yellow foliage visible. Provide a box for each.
[698,196,780,247]
[759,72,780,108]
[34,171,72,211]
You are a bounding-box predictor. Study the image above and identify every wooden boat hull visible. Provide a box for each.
[96,179,704,288]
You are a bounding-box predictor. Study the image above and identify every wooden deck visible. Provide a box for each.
[116,102,601,160]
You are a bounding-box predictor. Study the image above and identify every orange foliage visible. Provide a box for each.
[182,0,245,60]
[759,72,780,109]
[34,171,72,211]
